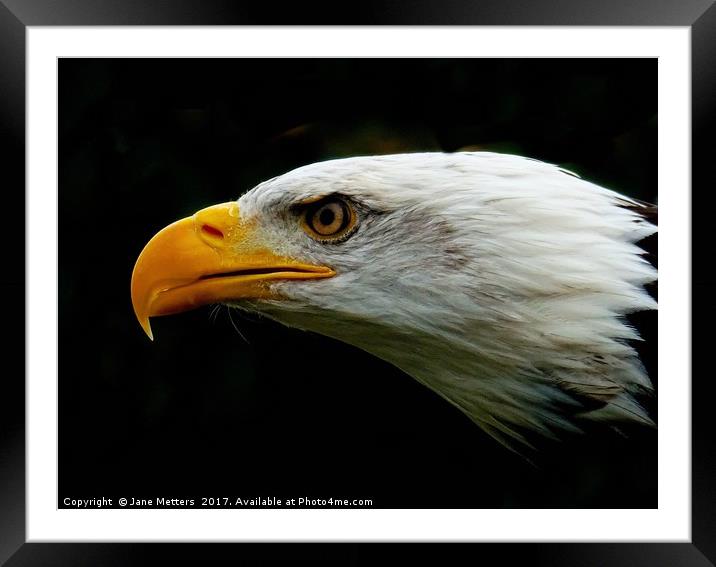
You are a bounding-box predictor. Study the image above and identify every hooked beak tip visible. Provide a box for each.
[138,314,154,341]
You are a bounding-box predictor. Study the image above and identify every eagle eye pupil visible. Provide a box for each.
[319,207,335,227]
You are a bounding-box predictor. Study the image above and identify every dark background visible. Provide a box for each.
[59,58,657,509]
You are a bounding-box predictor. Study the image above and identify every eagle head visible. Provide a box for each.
[131,152,657,449]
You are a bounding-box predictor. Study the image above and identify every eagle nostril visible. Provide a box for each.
[201,224,224,239]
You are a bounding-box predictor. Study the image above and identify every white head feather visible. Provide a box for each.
[233,152,657,448]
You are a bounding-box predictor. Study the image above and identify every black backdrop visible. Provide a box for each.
[59,58,657,509]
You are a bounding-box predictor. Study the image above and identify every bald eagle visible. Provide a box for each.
[131,152,657,451]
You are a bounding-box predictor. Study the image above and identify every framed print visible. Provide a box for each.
[2,1,712,565]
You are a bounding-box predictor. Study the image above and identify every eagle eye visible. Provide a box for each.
[301,197,357,242]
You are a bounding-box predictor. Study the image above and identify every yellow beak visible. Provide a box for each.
[131,202,335,340]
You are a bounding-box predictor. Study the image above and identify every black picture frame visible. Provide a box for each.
[1,1,712,564]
